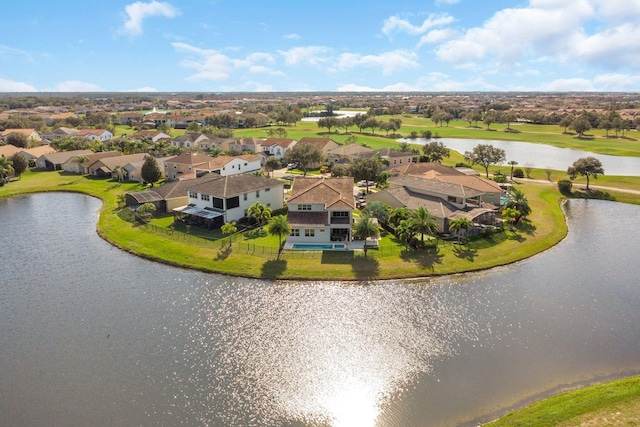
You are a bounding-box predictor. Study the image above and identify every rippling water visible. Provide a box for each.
[1,193,640,426]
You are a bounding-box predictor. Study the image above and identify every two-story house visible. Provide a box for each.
[285,177,355,246]
[76,129,113,142]
[260,138,297,160]
[174,174,285,227]
[367,175,500,234]
[164,152,261,180]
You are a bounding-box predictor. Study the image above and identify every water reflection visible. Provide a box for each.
[2,194,640,426]
[174,281,483,426]
[399,137,640,176]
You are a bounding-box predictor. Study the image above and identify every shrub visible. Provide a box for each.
[513,168,525,178]
[558,179,573,193]
[493,172,507,183]
[455,162,471,168]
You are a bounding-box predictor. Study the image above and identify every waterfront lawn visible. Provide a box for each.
[487,375,640,426]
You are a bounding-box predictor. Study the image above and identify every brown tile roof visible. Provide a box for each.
[151,179,195,199]
[93,153,147,170]
[167,152,214,166]
[388,175,484,198]
[77,129,109,137]
[40,149,94,164]
[0,144,21,157]
[433,174,503,193]
[263,138,297,148]
[389,162,466,176]
[367,186,457,219]
[1,128,38,138]
[22,145,57,157]
[297,137,338,149]
[288,177,355,209]
[329,143,373,156]
[185,173,283,197]
[287,211,328,226]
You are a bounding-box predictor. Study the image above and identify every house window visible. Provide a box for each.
[227,196,240,209]
[332,211,349,217]
[189,191,197,198]
[290,229,300,237]
[265,187,270,192]
[267,203,271,207]
[447,196,457,203]
[305,229,315,237]
[243,193,248,201]
[298,204,312,211]
[213,197,224,209]
[200,194,210,201]
[244,163,248,166]
[256,190,260,197]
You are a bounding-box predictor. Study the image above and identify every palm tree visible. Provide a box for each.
[267,215,291,258]
[352,213,380,257]
[74,155,89,174]
[0,155,14,184]
[247,202,272,230]
[112,165,125,183]
[504,188,531,224]
[409,207,439,246]
[221,221,237,248]
[388,207,409,229]
[395,219,416,250]
[508,160,518,181]
[448,217,474,243]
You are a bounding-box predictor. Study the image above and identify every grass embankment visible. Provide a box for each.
[2,170,570,280]
[487,375,640,426]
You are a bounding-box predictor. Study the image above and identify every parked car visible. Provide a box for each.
[357,180,374,187]
[287,163,298,170]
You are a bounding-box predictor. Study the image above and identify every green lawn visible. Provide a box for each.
[487,375,640,426]
[1,170,574,280]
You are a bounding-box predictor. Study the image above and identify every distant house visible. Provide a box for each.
[373,147,420,167]
[164,152,260,181]
[125,177,192,213]
[173,174,285,227]
[172,133,215,151]
[124,156,174,183]
[36,149,94,171]
[1,128,42,142]
[18,145,58,167]
[328,143,374,165]
[41,127,79,140]
[129,130,171,143]
[118,112,144,125]
[76,129,113,142]
[62,151,122,174]
[221,137,263,154]
[0,144,21,158]
[88,153,147,177]
[285,177,355,245]
[297,137,341,162]
[260,138,298,160]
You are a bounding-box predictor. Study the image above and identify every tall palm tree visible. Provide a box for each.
[448,217,474,243]
[504,188,531,224]
[508,160,518,180]
[409,207,439,246]
[353,213,380,257]
[74,155,89,174]
[267,215,291,258]
[247,202,272,230]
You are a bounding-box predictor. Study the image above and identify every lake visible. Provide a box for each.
[399,137,640,176]
[1,193,640,426]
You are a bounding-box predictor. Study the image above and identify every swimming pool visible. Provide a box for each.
[290,243,346,250]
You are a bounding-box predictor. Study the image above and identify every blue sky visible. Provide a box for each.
[2,0,640,92]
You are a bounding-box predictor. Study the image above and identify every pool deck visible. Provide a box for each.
[284,239,379,251]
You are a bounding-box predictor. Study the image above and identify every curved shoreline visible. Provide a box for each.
[1,175,569,281]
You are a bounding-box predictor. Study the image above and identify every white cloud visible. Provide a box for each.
[576,23,640,69]
[382,13,455,36]
[173,42,281,81]
[55,80,102,91]
[337,50,419,75]
[283,33,300,40]
[538,77,594,91]
[593,73,640,91]
[122,1,180,36]
[435,0,460,5]
[418,28,457,46]
[124,86,159,92]
[220,81,274,92]
[435,1,595,68]
[0,45,34,62]
[337,83,377,92]
[277,46,333,66]
[0,77,37,91]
